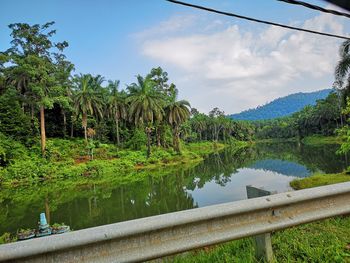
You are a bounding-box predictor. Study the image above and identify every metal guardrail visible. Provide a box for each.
[1,182,350,263]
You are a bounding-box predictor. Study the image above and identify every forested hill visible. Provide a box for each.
[230,89,332,121]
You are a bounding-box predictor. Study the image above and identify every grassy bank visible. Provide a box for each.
[290,172,350,189]
[256,135,343,146]
[0,138,229,187]
[174,172,350,262]
[301,135,343,145]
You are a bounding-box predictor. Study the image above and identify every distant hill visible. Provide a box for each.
[230,89,332,121]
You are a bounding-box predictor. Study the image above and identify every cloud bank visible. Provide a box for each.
[136,11,347,114]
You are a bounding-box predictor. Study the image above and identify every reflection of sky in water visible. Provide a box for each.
[249,159,311,177]
[188,168,295,207]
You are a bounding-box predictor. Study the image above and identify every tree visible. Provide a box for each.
[5,22,69,156]
[107,80,127,146]
[335,40,350,105]
[209,107,225,142]
[165,90,191,153]
[73,74,103,141]
[127,75,164,157]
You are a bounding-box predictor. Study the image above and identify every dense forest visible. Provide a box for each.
[1,21,350,186]
[0,22,254,185]
[253,91,343,139]
[230,89,332,121]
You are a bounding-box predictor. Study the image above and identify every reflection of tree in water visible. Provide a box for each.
[184,147,255,190]
[0,142,345,235]
[254,142,347,174]
[184,142,346,191]
[50,171,197,230]
[0,168,197,235]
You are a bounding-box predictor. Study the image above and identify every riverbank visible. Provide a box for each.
[256,135,342,145]
[301,135,343,145]
[174,172,350,262]
[0,138,249,187]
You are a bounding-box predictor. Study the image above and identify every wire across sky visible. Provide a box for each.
[166,0,350,40]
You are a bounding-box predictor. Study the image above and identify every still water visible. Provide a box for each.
[0,142,347,235]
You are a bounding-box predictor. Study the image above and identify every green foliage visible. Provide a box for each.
[254,92,342,140]
[0,133,28,167]
[290,172,350,190]
[0,232,16,244]
[0,89,35,143]
[273,218,350,263]
[126,128,147,150]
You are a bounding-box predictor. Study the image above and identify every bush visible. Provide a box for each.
[0,133,29,167]
[126,129,147,150]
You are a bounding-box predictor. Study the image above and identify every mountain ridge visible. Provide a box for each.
[230,89,333,121]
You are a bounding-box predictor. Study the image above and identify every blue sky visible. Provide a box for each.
[1,0,349,113]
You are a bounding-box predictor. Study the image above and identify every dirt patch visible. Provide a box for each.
[74,156,90,164]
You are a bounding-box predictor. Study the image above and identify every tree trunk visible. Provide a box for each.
[156,127,161,147]
[82,113,88,142]
[70,116,74,138]
[173,126,181,153]
[40,105,46,156]
[62,109,67,138]
[31,104,35,120]
[116,118,120,146]
[146,127,151,158]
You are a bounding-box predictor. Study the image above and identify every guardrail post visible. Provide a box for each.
[246,185,274,262]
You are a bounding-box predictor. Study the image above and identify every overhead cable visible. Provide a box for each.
[324,0,350,12]
[166,0,350,40]
[277,0,350,19]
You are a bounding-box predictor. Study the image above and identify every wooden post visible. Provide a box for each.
[246,185,274,262]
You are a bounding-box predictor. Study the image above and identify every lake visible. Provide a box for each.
[0,142,347,236]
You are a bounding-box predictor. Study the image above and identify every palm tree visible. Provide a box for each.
[127,75,164,157]
[165,91,191,153]
[73,74,103,142]
[107,80,127,146]
[335,40,350,104]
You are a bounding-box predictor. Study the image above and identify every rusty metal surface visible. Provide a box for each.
[1,182,350,263]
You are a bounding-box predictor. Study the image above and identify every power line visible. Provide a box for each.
[277,0,350,18]
[166,0,350,40]
[324,0,350,12]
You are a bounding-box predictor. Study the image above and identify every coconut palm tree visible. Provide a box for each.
[165,90,191,153]
[127,75,164,157]
[73,74,103,142]
[335,40,350,104]
[107,80,127,146]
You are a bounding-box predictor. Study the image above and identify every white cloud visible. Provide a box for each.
[136,12,348,114]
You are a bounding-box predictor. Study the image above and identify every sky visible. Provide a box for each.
[1,0,349,114]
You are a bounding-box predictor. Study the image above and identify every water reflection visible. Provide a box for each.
[0,142,346,235]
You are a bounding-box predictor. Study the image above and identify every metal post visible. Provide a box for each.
[246,185,274,262]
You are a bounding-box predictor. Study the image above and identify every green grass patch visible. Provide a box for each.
[0,139,227,187]
[290,172,350,190]
[302,135,343,145]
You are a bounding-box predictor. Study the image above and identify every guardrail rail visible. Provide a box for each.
[1,182,350,263]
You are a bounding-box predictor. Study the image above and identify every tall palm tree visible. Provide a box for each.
[107,80,127,146]
[127,75,164,157]
[73,74,103,142]
[165,91,191,153]
[335,40,350,104]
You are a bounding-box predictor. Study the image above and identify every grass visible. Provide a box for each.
[290,172,350,190]
[174,172,350,262]
[302,135,343,145]
[0,139,228,187]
